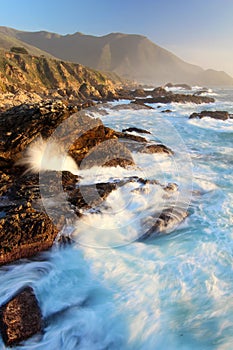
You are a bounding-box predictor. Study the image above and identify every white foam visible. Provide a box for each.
[18,137,78,173]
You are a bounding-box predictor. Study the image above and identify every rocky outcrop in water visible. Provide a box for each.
[0,100,138,264]
[189,110,233,120]
[0,287,42,346]
[134,93,214,105]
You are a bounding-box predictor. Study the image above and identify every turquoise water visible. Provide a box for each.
[0,87,233,349]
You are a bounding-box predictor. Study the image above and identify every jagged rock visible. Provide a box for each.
[134,94,214,104]
[0,286,42,346]
[0,206,59,265]
[189,110,231,120]
[79,138,135,169]
[130,100,154,109]
[122,127,151,134]
[139,144,173,155]
[0,101,78,167]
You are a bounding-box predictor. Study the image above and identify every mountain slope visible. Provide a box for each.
[0,29,56,59]
[0,49,121,101]
[0,27,232,86]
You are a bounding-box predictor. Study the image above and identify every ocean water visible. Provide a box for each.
[0,87,233,349]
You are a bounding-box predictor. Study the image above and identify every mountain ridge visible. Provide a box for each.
[0,26,232,86]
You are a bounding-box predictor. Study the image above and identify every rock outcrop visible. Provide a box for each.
[189,110,232,120]
[0,287,42,346]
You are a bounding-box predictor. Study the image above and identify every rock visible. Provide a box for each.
[139,144,173,155]
[0,101,78,167]
[151,87,169,97]
[165,83,192,90]
[139,207,188,240]
[131,89,147,97]
[0,206,59,265]
[134,94,214,104]
[189,110,230,120]
[79,138,135,169]
[130,100,154,109]
[161,109,172,113]
[114,131,147,143]
[111,103,152,111]
[68,182,118,213]
[0,286,42,346]
[122,127,151,134]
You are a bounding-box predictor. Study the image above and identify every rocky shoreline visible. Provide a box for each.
[0,84,226,345]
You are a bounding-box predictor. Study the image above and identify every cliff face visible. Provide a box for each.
[0,50,122,100]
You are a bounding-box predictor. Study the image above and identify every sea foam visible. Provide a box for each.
[18,136,78,173]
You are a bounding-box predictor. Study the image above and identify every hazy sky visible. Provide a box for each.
[1,0,233,76]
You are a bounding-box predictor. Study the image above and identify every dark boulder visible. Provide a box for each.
[161,109,172,113]
[139,144,173,155]
[130,100,154,109]
[0,205,59,265]
[134,94,214,104]
[0,286,42,347]
[122,127,151,134]
[189,110,230,120]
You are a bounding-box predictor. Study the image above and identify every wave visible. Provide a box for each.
[17,137,78,174]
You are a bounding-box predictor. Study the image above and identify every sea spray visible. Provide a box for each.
[17,136,78,173]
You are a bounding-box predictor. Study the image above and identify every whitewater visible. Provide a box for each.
[0,87,233,349]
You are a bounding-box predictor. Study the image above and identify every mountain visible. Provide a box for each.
[0,28,55,59]
[0,49,123,102]
[0,26,232,86]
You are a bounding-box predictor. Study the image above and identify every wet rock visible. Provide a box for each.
[130,100,154,109]
[134,94,214,104]
[161,109,172,113]
[151,87,169,97]
[0,206,59,265]
[139,207,188,240]
[165,83,192,90]
[68,182,118,213]
[189,110,230,120]
[122,127,151,134]
[110,103,152,111]
[139,144,174,155]
[0,286,42,347]
[131,88,148,97]
[79,138,135,169]
[114,131,147,143]
[0,101,78,166]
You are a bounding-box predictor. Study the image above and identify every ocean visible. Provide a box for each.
[0,87,233,349]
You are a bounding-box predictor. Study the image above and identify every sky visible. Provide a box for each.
[0,0,233,76]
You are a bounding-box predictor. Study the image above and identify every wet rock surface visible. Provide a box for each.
[134,93,214,105]
[139,207,188,241]
[122,127,151,134]
[139,144,174,155]
[189,110,232,120]
[0,286,42,346]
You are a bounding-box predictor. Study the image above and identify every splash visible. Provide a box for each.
[17,136,78,174]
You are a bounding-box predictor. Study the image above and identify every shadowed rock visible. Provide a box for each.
[139,207,188,240]
[189,110,231,120]
[122,127,151,134]
[0,286,42,346]
[134,94,214,104]
[139,144,174,155]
